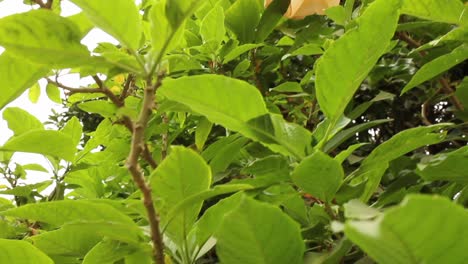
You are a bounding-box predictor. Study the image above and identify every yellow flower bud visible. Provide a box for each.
[265,0,340,19]
[110,85,122,95]
[114,74,125,85]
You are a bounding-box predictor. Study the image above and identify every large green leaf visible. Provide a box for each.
[315,0,402,122]
[291,151,344,203]
[224,0,262,43]
[402,44,468,94]
[345,195,468,264]
[69,0,142,50]
[150,147,211,245]
[350,124,448,201]
[0,200,135,226]
[2,107,44,135]
[401,0,466,25]
[0,239,53,264]
[0,9,90,66]
[0,130,76,161]
[0,52,48,110]
[416,146,468,183]
[216,195,304,264]
[158,75,312,158]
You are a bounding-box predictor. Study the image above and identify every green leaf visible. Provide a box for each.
[325,5,347,26]
[401,0,466,25]
[345,195,468,264]
[315,0,402,122]
[2,107,43,135]
[30,227,102,257]
[149,0,186,55]
[0,200,135,226]
[401,44,468,94]
[61,116,83,148]
[216,195,304,264]
[28,82,41,104]
[78,100,118,118]
[350,124,449,201]
[224,0,262,43]
[67,12,94,38]
[46,83,62,104]
[416,146,468,183]
[159,75,311,158]
[83,240,136,264]
[195,117,213,151]
[0,9,90,67]
[291,151,344,203]
[68,0,142,50]
[255,0,290,43]
[0,239,53,264]
[1,130,76,161]
[150,147,211,245]
[0,52,48,110]
[200,5,226,52]
[271,82,303,93]
[323,119,392,153]
[223,43,263,63]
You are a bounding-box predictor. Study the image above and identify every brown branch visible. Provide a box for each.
[126,74,166,264]
[45,0,53,9]
[48,77,157,167]
[119,74,135,101]
[31,0,47,8]
[439,78,464,111]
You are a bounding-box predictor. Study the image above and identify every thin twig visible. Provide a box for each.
[126,74,166,264]
[396,32,465,113]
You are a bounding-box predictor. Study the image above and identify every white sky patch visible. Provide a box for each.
[0,0,120,196]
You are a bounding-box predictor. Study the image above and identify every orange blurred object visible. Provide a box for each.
[264,0,340,19]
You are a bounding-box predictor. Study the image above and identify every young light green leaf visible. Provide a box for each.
[195,117,213,151]
[1,130,76,161]
[315,0,402,122]
[0,52,48,110]
[28,82,41,104]
[150,147,211,245]
[46,83,62,104]
[292,151,344,203]
[200,5,226,52]
[61,116,83,148]
[224,0,262,43]
[67,12,95,38]
[2,107,43,135]
[401,0,466,25]
[0,9,90,67]
[0,239,53,264]
[401,44,468,94]
[158,75,311,158]
[416,146,468,183]
[68,0,142,50]
[216,195,304,264]
[350,124,449,201]
[149,0,186,56]
[345,195,468,264]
